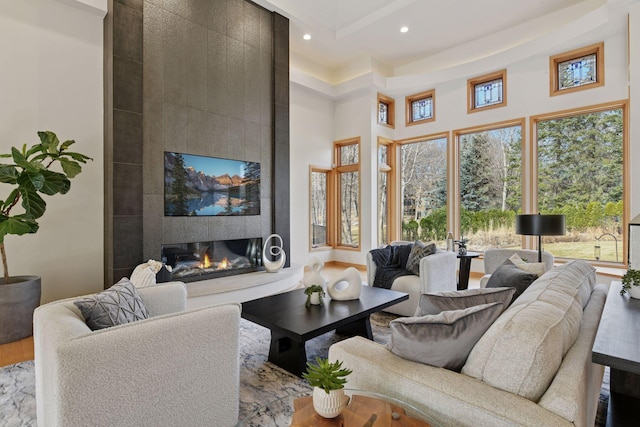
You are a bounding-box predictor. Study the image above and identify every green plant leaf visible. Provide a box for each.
[2,189,19,211]
[0,165,19,184]
[25,143,47,159]
[26,171,45,191]
[11,147,37,172]
[0,216,39,242]
[58,158,82,178]
[19,186,46,219]
[60,139,75,150]
[62,151,92,163]
[39,170,71,195]
[38,131,60,153]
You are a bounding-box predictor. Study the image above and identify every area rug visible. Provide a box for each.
[0,312,609,426]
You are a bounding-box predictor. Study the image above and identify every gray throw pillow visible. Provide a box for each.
[486,259,538,303]
[416,287,515,316]
[405,241,437,275]
[74,278,149,331]
[387,302,505,371]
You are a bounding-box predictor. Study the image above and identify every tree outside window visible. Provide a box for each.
[335,139,360,248]
[458,124,522,251]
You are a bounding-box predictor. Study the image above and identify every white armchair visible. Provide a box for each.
[366,241,457,316]
[34,281,240,427]
[480,248,555,287]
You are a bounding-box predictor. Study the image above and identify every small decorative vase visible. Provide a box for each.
[326,267,362,301]
[302,256,327,288]
[262,234,286,273]
[309,292,322,305]
[312,387,349,418]
[629,284,640,299]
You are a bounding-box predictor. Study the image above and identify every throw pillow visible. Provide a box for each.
[405,241,437,275]
[509,253,546,277]
[74,278,149,331]
[416,287,516,316]
[387,302,505,371]
[486,259,538,303]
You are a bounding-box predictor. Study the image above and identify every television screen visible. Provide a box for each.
[164,152,260,216]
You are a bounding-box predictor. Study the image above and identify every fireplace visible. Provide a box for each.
[161,238,262,282]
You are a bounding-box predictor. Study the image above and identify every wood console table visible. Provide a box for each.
[592,281,640,425]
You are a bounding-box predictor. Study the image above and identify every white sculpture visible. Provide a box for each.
[327,267,362,301]
[262,234,286,273]
[302,256,327,288]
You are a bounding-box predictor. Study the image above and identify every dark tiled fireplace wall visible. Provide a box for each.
[104,0,290,287]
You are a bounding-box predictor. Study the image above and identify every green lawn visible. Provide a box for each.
[543,240,622,263]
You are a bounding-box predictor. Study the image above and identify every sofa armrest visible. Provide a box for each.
[137,281,187,316]
[365,252,376,286]
[418,250,457,294]
[36,303,240,427]
[329,337,572,426]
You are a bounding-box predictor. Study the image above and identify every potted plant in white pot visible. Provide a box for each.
[620,269,640,299]
[0,131,91,344]
[302,356,352,418]
[304,284,325,308]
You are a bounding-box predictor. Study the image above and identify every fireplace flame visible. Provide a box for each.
[218,257,229,270]
[203,253,211,269]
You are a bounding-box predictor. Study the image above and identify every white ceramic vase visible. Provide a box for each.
[326,267,362,301]
[312,387,349,418]
[629,284,640,299]
[302,256,327,288]
[309,292,322,305]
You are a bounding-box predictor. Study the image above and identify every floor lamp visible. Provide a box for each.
[515,214,566,262]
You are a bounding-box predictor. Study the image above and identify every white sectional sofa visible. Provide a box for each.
[330,260,607,426]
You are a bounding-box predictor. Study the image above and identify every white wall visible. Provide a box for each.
[0,0,105,303]
[289,2,634,274]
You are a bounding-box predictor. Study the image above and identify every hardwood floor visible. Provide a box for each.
[0,335,33,367]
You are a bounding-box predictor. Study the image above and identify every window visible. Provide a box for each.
[378,138,395,245]
[533,102,626,263]
[406,89,435,126]
[467,70,507,113]
[335,138,361,248]
[550,42,604,96]
[455,120,523,251]
[398,133,448,245]
[310,167,331,249]
[378,93,395,128]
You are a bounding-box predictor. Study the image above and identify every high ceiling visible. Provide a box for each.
[251,0,588,73]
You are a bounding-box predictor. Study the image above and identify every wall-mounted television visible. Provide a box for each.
[164,152,260,216]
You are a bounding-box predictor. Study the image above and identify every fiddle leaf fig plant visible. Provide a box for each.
[0,131,92,284]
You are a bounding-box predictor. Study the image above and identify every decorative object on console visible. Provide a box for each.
[620,269,640,298]
[0,131,92,344]
[262,234,286,273]
[326,267,362,301]
[302,357,352,418]
[515,213,566,262]
[305,285,325,307]
[302,256,327,288]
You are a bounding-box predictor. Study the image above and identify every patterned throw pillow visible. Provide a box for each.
[74,278,149,330]
[405,241,437,275]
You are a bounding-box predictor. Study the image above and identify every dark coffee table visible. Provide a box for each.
[241,285,408,376]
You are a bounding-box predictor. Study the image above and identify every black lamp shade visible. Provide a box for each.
[515,214,565,236]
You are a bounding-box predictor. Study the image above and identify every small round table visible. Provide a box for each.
[236,388,438,426]
[457,251,480,290]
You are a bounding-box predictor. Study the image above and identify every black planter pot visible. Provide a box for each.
[0,276,41,344]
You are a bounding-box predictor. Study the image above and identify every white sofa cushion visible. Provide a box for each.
[462,261,594,401]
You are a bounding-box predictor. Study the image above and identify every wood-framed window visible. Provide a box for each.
[549,42,604,96]
[334,137,361,249]
[309,166,333,250]
[405,89,435,126]
[377,137,396,245]
[467,69,507,113]
[378,93,395,128]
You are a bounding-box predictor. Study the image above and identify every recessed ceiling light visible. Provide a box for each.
[400,26,409,33]
[303,34,311,40]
